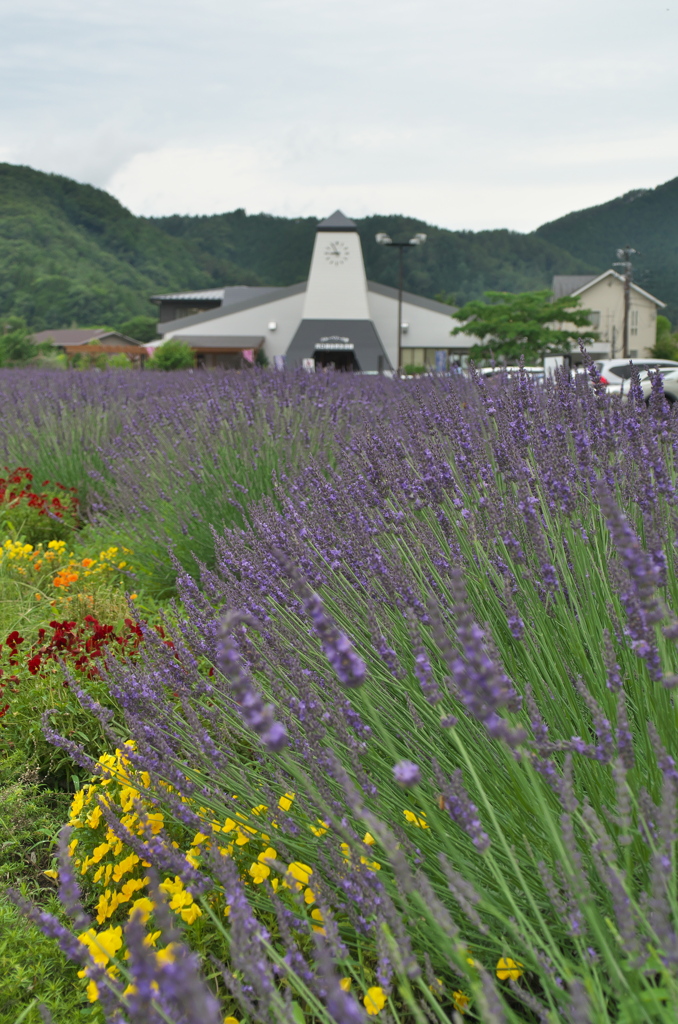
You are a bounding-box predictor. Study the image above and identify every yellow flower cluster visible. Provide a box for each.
[57,746,489,1017]
[0,536,134,593]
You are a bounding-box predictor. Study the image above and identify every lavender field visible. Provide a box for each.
[2,365,678,1024]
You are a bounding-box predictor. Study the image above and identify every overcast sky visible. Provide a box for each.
[1,0,676,232]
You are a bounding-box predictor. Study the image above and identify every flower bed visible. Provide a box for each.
[6,364,678,1023]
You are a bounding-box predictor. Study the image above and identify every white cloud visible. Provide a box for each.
[1,0,677,231]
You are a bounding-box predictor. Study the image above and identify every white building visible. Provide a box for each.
[552,271,666,361]
[152,211,472,371]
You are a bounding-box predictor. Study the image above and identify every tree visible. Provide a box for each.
[650,315,678,359]
[1,316,35,364]
[150,339,194,371]
[451,289,598,363]
[117,315,158,343]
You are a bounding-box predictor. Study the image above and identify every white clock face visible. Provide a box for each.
[324,240,350,265]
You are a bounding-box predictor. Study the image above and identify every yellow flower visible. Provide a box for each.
[310,819,329,836]
[304,887,316,905]
[120,877,148,902]
[278,792,295,811]
[224,1017,240,1024]
[112,853,140,882]
[79,925,123,966]
[496,957,523,981]
[156,942,180,966]
[180,902,202,925]
[192,831,210,845]
[311,908,325,934]
[286,862,313,888]
[339,978,352,992]
[90,841,111,864]
[129,896,155,922]
[258,846,277,864]
[95,890,123,924]
[402,809,429,828]
[248,862,271,884]
[364,987,387,1015]
[130,593,138,600]
[359,856,381,871]
[363,832,375,846]
[85,978,99,1003]
[159,876,184,896]
[453,991,470,1013]
[44,869,58,880]
[70,789,85,817]
[86,805,103,830]
[169,890,193,912]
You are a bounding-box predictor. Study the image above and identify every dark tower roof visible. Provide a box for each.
[316,210,357,232]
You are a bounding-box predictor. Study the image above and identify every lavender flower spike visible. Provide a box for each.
[393,760,421,788]
[217,611,288,751]
[303,591,367,689]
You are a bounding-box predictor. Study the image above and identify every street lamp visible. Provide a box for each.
[376,231,427,371]
[613,246,638,360]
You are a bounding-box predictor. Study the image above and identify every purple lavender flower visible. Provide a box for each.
[217,611,288,750]
[393,760,421,787]
[302,591,366,689]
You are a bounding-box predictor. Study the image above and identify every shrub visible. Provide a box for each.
[149,340,194,371]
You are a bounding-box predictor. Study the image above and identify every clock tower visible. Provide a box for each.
[286,211,391,371]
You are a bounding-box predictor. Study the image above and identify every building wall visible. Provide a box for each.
[162,292,306,362]
[557,276,659,360]
[367,291,473,369]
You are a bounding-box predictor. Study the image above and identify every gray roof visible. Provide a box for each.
[32,328,143,347]
[151,285,284,307]
[286,319,392,372]
[157,279,455,336]
[316,210,357,232]
[367,281,457,315]
[157,281,307,334]
[171,335,264,351]
[551,275,598,298]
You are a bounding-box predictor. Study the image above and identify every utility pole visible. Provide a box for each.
[375,231,427,371]
[614,246,638,360]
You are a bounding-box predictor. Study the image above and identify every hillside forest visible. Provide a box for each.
[1,161,677,331]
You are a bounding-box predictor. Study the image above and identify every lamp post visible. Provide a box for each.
[614,246,638,360]
[376,231,427,371]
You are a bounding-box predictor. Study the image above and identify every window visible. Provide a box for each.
[610,363,647,379]
[589,311,601,328]
[630,310,639,336]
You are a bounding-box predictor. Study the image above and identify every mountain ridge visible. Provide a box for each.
[0,162,675,329]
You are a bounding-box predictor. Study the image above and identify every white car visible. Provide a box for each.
[639,366,678,405]
[477,365,544,379]
[593,358,678,394]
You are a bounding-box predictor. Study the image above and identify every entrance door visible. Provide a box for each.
[314,348,359,371]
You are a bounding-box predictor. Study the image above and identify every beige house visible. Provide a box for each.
[552,270,666,361]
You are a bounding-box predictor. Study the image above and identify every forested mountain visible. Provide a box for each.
[155,210,595,310]
[0,164,212,330]
[536,177,678,322]
[0,161,676,329]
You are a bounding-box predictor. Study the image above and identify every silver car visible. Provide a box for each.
[593,358,678,395]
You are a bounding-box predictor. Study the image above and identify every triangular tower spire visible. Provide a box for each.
[285,211,391,371]
[316,210,358,232]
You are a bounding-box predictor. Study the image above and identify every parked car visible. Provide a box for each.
[593,358,678,394]
[477,365,544,379]
[639,366,678,404]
